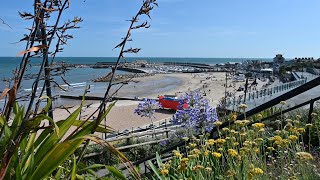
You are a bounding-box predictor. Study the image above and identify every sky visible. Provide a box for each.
[0,0,320,58]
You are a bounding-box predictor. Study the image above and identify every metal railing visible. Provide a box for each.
[225,79,307,108]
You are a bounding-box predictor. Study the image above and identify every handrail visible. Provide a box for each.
[128,76,320,169]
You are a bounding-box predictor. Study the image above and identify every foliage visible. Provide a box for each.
[0,99,141,179]
[150,102,320,180]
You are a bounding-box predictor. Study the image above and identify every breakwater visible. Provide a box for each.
[93,73,154,82]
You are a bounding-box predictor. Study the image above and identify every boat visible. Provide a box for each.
[158,95,188,110]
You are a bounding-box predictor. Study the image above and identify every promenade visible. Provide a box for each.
[226,72,319,111]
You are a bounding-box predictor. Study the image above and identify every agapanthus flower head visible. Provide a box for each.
[172,91,219,133]
[134,98,161,118]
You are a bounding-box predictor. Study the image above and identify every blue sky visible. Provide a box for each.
[0,0,320,58]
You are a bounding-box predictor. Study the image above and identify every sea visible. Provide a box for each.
[0,57,272,108]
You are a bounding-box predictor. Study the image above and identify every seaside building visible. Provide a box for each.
[273,54,285,75]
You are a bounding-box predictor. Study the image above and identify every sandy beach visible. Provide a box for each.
[53,72,245,131]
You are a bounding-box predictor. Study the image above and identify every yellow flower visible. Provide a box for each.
[240,132,247,137]
[254,148,260,154]
[212,152,222,159]
[248,167,264,180]
[259,128,265,132]
[187,155,196,159]
[181,158,189,162]
[179,158,189,171]
[296,115,302,119]
[268,137,275,141]
[189,143,197,147]
[174,152,182,158]
[274,135,283,141]
[254,138,264,143]
[216,138,226,145]
[297,128,305,133]
[233,142,239,146]
[205,167,212,172]
[252,122,265,129]
[226,170,236,177]
[296,152,314,161]
[230,114,237,121]
[240,147,250,155]
[206,139,215,145]
[228,149,238,157]
[280,101,286,105]
[288,135,298,141]
[267,147,275,151]
[218,147,223,152]
[257,113,263,119]
[289,176,298,180]
[275,130,281,134]
[213,121,223,127]
[253,168,264,175]
[161,169,169,175]
[190,149,201,155]
[239,104,248,109]
[203,150,210,156]
[222,127,230,132]
[235,120,250,126]
[192,165,204,171]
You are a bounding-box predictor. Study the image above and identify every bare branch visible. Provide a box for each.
[0,18,13,29]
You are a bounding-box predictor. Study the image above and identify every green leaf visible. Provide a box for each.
[148,161,162,180]
[0,121,12,156]
[39,96,52,114]
[156,152,162,168]
[72,120,113,134]
[10,103,24,140]
[0,115,5,128]
[33,105,82,165]
[31,137,86,180]
[106,166,127,180]
[79,164,106,172]
[71,102,115,139]
[15,163,22,180]
[54,167,63,180]
[71,155,77,180]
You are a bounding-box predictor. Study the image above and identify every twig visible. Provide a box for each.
[0,18,13,29]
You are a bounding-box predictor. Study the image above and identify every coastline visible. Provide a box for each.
[53,72,233,131]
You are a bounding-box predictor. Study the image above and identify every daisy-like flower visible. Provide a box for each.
[239,104,248,109]
[252,122,265,129]
[228,149,238,157]
[288,135,298,141]
[296,152,314,161]
[212,152,222,159]
[160,169,169,175]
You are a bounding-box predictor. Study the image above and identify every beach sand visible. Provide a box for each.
[53,72,243,131]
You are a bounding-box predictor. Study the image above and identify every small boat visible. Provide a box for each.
[158,95,188,110]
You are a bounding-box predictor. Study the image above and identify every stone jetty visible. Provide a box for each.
[93,73,154,82]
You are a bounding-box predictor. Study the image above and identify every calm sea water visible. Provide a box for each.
[0,57,271,107]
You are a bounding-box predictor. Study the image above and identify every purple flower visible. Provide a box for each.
[134,98,161,119]
[172,91,219,133]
